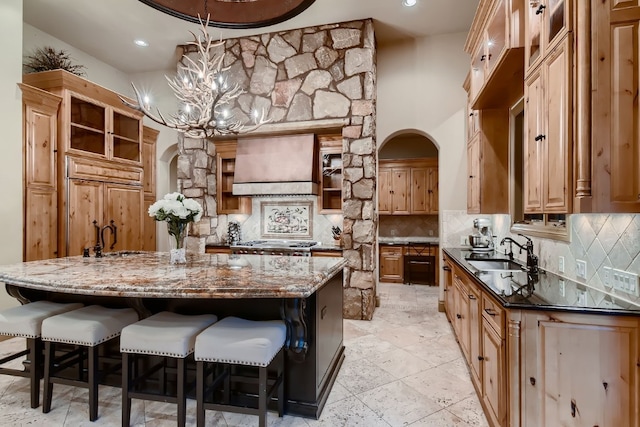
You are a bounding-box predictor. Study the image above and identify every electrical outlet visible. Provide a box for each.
[558,279,565,297]
[576,289,587,306]
[460,236,469,246]
[612,268,640,297]
[576,259,587,280]
[558,256,565,273]
[603,266,612,287]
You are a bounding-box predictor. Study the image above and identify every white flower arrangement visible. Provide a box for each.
[148,192,203,248]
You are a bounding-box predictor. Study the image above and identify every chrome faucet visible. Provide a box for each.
[500,234,538,275]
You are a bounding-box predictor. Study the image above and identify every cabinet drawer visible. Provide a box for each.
[482,293,505,336]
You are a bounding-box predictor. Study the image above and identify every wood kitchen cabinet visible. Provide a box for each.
[379,158,438,215]
[521,311,639,427]
[215,140,251,215]
[410,167,438,214]
[525,0,571,74]
[465,109,510,214]
[443,254,455,318]
[468,0,525,109]
[20,84,62,261]
[318,134,343,213]
[378,167,410,215]
[142,126,158,251]
[67,179,144,256]
[591,1,640,212]
[447,259,507,427]
[21,70,153,258]
[524,36,572,213]
[379,246,404,283]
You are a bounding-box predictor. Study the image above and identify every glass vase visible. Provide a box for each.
[168,222,187,264]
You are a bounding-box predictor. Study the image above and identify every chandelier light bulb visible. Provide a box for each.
[402,0,417,6]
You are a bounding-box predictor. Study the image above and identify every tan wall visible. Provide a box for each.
[0,0,24,309]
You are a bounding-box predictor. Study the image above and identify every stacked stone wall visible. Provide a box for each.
[179,19,377,320]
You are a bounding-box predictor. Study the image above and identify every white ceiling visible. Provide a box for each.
[23,0,479,74]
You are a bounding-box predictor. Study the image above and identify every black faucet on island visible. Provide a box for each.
[500,234,539,275]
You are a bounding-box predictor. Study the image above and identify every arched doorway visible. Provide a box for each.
[378,131,440,287]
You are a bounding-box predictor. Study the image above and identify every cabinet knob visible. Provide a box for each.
[530,377,536,386]
[477,355,485,361]
[443,266,451,271]
[534,134,546,141]
[480,54,486,62]
[535,4,546,14]
[456,314,462,319]
[469,175,474,179]
[468,294,476,300]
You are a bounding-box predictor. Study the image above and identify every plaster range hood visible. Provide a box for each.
[232,133,319,196]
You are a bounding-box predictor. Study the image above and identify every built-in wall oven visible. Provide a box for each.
[230,240,318,257]
[404,242,437,285]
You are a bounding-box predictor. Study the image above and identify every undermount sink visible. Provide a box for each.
[466,259,526,272]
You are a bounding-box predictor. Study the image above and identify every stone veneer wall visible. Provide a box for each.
[176,19,378,320]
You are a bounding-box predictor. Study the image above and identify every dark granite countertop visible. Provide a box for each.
[379,237,439,245]
[443,248,640,316]
[0,251,346,299]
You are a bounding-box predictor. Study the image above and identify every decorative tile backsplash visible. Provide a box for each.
[379,215,438,238]
[442,210,640,306]
[213,197,342,245]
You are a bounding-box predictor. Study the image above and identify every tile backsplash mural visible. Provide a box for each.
[212,197,342,245]
[442,210,640,307]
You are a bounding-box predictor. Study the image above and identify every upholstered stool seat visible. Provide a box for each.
[0,301,83,408]
[41,305,138,421]
[120,311,217,427]
[195,316,287,427]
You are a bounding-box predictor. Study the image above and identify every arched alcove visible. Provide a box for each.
[380,131,438,159]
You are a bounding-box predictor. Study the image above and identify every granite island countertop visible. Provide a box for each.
[0,251,346,299]
[444,248,640,315]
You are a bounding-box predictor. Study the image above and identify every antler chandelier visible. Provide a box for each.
[121,17,269,139]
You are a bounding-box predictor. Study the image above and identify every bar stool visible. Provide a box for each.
[194,316,286,427]
[120,311,218,427]
[41,305,138,421]
[0,301,83,408]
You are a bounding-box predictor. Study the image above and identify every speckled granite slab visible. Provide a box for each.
[0,251,346,299]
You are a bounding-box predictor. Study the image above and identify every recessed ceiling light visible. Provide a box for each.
[134,40,149,47]
[402,0,417,6]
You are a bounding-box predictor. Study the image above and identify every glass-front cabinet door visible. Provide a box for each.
[70,96,106,156]
[68,95,141,163]
[525,0,570,74]
[112,111,141,162]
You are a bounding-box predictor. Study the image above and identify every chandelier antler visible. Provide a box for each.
[120,16,270,139]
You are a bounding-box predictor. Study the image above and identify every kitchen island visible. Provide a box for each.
[0,251,346,418]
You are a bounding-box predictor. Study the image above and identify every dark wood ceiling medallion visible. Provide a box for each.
[139,0,316,29]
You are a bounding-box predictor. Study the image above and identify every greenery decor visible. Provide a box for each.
[23,46,86,76]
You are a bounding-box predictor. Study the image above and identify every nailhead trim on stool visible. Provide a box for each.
[120,311,218,427]
[0,301,83,408]
[41,305,138,421]
[195,317,287,427]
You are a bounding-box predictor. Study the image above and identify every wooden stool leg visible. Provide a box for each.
[223,364,230,403]
[258,366,267,427]
[42,341,54,414]
[177,358,186,427]
[27,338,41,408]
[122,352,131,427]
[278,351,285,417]
[88,345,98,421]
[196,361,205,427]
